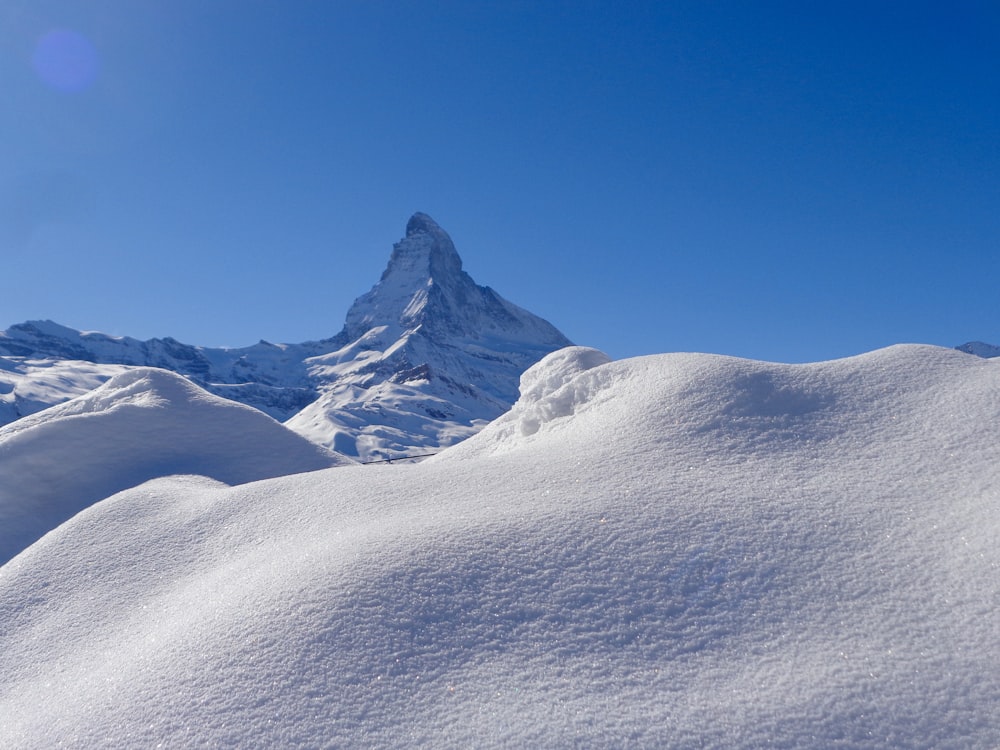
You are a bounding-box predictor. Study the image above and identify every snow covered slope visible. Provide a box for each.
[0,214,571,458]
[0,367,349,566]
[1,344,998,748]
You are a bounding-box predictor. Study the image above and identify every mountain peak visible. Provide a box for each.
[384,211,463,282]
[405,212,446,238]
[344,214,464,339]
[342,214,568,347]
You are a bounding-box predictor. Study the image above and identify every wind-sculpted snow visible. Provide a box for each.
[1,344,998,747]
[491,345,612,438]
[0,368,349,566]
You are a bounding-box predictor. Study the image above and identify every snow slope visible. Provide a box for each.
[1,344,998,748]
[0,367,349,566]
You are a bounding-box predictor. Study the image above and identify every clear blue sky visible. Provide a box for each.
[2,1,998,362]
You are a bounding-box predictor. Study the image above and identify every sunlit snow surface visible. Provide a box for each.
[1,344,999,747]
[0,368,349,565]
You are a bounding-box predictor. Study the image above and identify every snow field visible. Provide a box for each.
[0,344,998,747]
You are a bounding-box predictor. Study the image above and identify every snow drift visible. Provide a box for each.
[0,367,349,566]
[1,345,998,748]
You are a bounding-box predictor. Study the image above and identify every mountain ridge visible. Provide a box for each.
[0,214,572,459]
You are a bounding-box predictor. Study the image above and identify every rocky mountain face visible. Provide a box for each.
[0,214,572,459]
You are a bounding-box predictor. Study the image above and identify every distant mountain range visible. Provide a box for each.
[955,341,1000,358]
[0,213,571,460]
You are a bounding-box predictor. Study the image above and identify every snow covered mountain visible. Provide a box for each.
[286,213,571,458]
[0,367,348,566]
[0,214,571,459]
[0,319,319,420]
[956,340,1000,358]
[2,344,998,747]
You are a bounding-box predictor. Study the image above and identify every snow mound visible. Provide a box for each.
[516,345,612,403]
[1,345,999,747]
[0,367,349,566]
[428,345,613,448]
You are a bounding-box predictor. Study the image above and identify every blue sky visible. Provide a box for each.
[2,1,998,362]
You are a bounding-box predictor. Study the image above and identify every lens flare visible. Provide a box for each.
[32,29,99,92]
